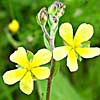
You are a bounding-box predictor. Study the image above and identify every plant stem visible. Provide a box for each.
[46,57,55,100]
[46,30,55,100]
[8,0,15,19]
[41,25,56,100]
[4,28,21,48]
[41,26,50,41]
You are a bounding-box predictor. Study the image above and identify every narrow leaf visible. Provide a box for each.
[43,34,51,50]
[80,41,90,48]
[27,50,34,61]
[53,61,60,77]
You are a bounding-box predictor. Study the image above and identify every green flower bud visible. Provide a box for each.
[48,4,57,15]
[48,15,59,27]
[37,7,48,26]
[48,1,66,18]
[48,15,59,36]
[57,8,65,17]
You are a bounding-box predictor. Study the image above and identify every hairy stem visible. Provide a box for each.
[46,30,55,100]
[41,26,50,41]
[41,25,56,100]
[46,57,55,100]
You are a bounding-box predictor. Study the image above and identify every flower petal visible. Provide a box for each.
[31,67,50,80]
[53,46,71,61]
[20,71,33,95]
[74,23,93,47]
[3,69,26,85]
[10,47,29,68]
[31,49,51,67]
[67,49,78,72]
[76,47,100,58]
[59,23,73,46]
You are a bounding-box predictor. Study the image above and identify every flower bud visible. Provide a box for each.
[48,15,59,26]
[48,1,66,18]
[54,1,66,9]
[48,15,59,32]
[8,19,19,33]
[48,4,57,15]
[37,7,48,26]
[57,8,65,17]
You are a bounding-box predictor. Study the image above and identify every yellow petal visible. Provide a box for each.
[59,23,73,46]
[74,23,93,47]
[31,67,50,80]
[10,47,29,68]
[3,69,26,85]
[20,71,33,95]
[31,49,51,67]
[67,49,78,72]
[76,47,100,58]
[53,46,71,61]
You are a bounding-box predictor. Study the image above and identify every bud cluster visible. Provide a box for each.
[48,1,66,17]
[37,1,66,39]
[37,1,66,27]
[48,1,66,30]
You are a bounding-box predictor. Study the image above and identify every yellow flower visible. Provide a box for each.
[3,47,51,95]
[8,19,19,33]
[53,23,100,72]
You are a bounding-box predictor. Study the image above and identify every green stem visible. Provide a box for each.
[5,28,21,48]
[41,26,50,41]
[8,0,14,19]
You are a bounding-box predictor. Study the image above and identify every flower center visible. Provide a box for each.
[71,44,75,50]
[25,62,32,71]
[69,43,78,53]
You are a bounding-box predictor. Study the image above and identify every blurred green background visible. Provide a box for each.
[0,0,100,100]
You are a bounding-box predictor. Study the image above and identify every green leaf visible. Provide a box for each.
[37,80,47,100]
[80,41,90,48]
[0,11,7,19]
[27,50,34,61]
[53,61,60,77]
[76,54,82,62]
[43,34,51,50]
[0,76,14,100]
[51,72,84,100]
[37,72,84,100]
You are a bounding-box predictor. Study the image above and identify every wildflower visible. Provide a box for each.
[8,19,19,33]
[53,23,100,72]
[3,47,51,95]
